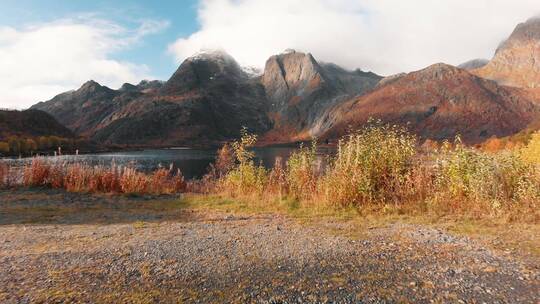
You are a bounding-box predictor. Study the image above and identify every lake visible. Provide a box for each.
[1,146,334,179]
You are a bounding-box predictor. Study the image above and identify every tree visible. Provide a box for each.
[0,142,9,154]
[38,136,52,150]
[8,137,20,155]
[25,138,38,153]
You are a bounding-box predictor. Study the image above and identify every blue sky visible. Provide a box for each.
[0,0,200,80]
[0,0,538,109]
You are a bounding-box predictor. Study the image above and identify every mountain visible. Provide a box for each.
[33,50,271,146]
[322,63,540,144]
[473,17,540,88]
[30,18,540,147]
[0,109,73,140]
[32,49,381,146]
[93,50,271,146]
[32,80,126,136]
[261,50,381,141]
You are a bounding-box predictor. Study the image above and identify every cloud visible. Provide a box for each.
[0,17,169,109]
[169,0,540,76]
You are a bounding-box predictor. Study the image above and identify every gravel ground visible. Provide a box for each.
[0,189,538,303]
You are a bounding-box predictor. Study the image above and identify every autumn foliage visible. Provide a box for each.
[8,159,186,195]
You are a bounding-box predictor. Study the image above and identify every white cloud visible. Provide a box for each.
[0,17,169,109]
[169,0,540,76]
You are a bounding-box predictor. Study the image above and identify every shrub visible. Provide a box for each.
[64,163,89,192]
[213,143,235,178]
[88,166,119,193]
[119,167,149,194]
[221,128,267,196]
[432,138,537,212]
[0,162,9,188]
[514,167,540,205]
[320,121,417,207]
[286,141,319,199]
[150,167,186,194]
[520,131,540,164]
[49,163,66,189]
[267,157,287,198]
[23,158,51,187]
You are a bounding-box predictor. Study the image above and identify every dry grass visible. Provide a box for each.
[2,124,538,222]
[5,159,186,195]
[204,123,539,223]
[0,162,9,188]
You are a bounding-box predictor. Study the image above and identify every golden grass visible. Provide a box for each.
[6,159,186,195]
[205,123,539,223]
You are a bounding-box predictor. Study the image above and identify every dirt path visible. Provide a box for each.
[0,190,538,303]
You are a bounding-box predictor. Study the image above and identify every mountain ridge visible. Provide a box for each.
[30,18,540,147]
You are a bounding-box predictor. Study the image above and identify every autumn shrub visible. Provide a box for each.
[64,163,90,192]
[286,142,319,199]
[200,143,236,193]
[267,157,287,198]
[0,162,9,188]
[520,131,540,164]
[23,158,51,187]
[49,163,66,189]
[319,122,417,207]
[514,166,540,205]
[221,128,267,196]
[88,166,120,193]
[149,167,186,194]
[213,143,235,178]
[431,138,538,214]
[119,167,149,194]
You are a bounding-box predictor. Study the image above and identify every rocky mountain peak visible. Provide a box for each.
[160,49,247,95]
[261,50,327,107]
[80,80,102,92]
[496,17,540,53]
[119,83,137,92]
[473,17,540,88]
[407,63,469,83]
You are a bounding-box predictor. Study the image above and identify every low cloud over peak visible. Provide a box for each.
[168,0,540,76]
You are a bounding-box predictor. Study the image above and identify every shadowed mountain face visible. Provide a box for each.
[322,64,540,143]
[0,109,73,140]
[473,17,540,89]
[32,81,119,136]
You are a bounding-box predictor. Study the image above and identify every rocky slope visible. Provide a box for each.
[0,109,73,140]
[322,63,540,144]
[473,17,540,88]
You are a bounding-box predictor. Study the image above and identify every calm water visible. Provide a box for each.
[1,147,332,179]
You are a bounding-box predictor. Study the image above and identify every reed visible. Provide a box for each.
[3,160,186,195]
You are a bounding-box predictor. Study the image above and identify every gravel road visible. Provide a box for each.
[0,189,538,303]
